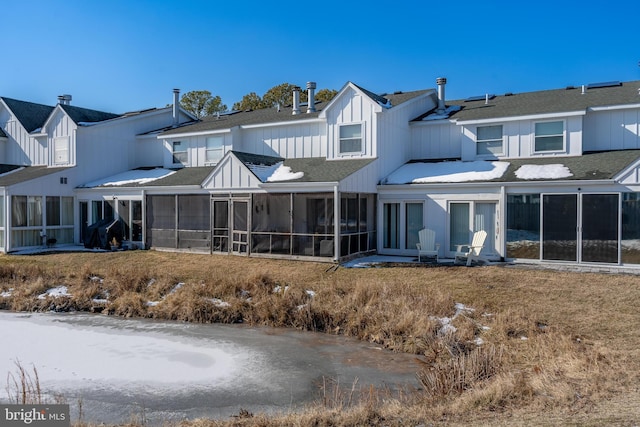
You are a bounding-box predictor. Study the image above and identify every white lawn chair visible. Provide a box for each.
[416,228,439,262]
[454,230,488,267]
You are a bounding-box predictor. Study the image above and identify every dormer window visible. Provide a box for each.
[534,121,564,152]
[172,141,188,164]
[476,125,503,156]
[339,124,363,154]
[54,137,69,164]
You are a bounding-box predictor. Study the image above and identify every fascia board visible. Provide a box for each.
[455,110,586,125]
[259,181,338,192]
[377,178,614,191]
[240,118,325,130]
[589,103,640,112]
[158,127,235,139]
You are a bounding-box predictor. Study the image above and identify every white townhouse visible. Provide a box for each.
[3,78,640,268]
[0,92,194,251]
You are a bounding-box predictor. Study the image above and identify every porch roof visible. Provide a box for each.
[280,157,376,183]
[0,165,69,187]
[384,150,640,185]
[79,166,215,188]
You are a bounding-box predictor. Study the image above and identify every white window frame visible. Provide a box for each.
[172,140,188,164]
[533,120,565,153]
[54,136,70,165]
[338,123,364,155]
[205,136,224,165]
[476,125,503,156]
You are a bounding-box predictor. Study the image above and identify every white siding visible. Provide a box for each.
[339,160,379,193]
[45,109,76,166]
[584,108,640,151]
[202,154,261,190]
[410,122,461,160]
[326,87,378,160]
[236,122,326,159]
[0,107,46,166]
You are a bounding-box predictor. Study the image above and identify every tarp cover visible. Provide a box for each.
[83,219,124,249]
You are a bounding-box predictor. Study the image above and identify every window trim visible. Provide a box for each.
[533,120,565,153]
[338,123,364,155]
[476,124,504,156]
[172,140,188,165]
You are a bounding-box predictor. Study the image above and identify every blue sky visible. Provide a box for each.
[3,0,639,113]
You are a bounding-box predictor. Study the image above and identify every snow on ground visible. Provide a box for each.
[515,164,572,180]
[385,161,509,184]
[0,313,248,392]
[37,286,71,299]
[81,168,176,188]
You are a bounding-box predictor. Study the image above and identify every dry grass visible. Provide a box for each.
[1,251,640,426]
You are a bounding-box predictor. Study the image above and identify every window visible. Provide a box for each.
[476,125,503,155]
[406,203,423,250]
[534,121,564,152]
[383,203,400,249]
[206,136,224,164]
[339,124,362,154]
[172,141,188,164]
[54,137,69,164]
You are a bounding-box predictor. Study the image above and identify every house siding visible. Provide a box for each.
[237,122,326,159]
[584,108,640,152]
[326,87,377,160]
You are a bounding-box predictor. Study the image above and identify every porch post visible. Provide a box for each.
[334,185,339,262]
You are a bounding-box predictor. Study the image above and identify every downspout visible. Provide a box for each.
[141,189,146,249]
[334,184,340,262]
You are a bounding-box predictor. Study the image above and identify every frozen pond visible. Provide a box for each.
[0,311,421,425]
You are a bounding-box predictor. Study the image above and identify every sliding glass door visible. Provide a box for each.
[449,202,496,256]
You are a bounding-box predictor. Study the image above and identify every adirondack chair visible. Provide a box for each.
[416,228,440,262]
[454,230,488,266]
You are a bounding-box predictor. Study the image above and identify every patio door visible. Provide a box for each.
[449,202,497,256]
[542,194,619,263]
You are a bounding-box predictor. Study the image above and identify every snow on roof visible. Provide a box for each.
[514,164,573,180]
[266,164,304,182]
[248,161,304,182]
[385,160,509,184]
[82,168,176,187]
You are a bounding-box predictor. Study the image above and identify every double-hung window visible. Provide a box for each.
[172,141,188,164]
[476,125,503,155]
[339,124,363,154]
[534,121,564,152]
[205,136,224,164]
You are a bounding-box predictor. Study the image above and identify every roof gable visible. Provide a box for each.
[0,97,54,132]
[60,104,120,124]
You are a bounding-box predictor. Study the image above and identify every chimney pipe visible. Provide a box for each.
[58,94,72,105]
[172,89,180,127]
[306,81,316,113]
[436,77,446,113]
[292,86,301,115]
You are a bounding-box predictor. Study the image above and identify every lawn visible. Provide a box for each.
[1,251,639,426]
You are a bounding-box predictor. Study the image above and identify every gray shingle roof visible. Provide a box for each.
[395,150,640,184]
[1,97,54,132]
[497,150,640,182]
[161,84,431,136]
[60,104,120,124]
[140,166,215,187]
[0,165,70,187]
[414,80,640,122]
[280,157,376,183]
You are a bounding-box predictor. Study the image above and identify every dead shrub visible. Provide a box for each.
[107,291,147,317]
[417,344,503,398]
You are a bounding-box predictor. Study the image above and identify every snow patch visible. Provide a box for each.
[306,290,316,298]
[385,161,509,184]
[207,298,230,308]
[515,164,572,180]
[38,286,71,300]
[82,168,176,188]
[266,164,304,182]
[421,105,461,121]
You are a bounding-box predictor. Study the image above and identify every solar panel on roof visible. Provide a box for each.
[464,94,496,102]
[586,81,622,89]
